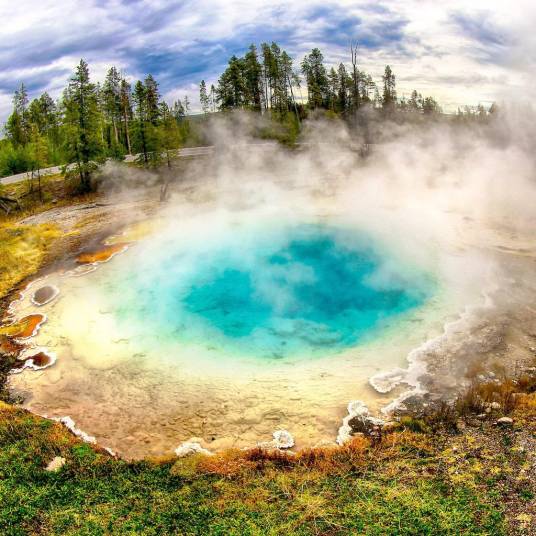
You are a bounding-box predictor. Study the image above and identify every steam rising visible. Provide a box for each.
[105,106,536,397]
[9,106,536,457]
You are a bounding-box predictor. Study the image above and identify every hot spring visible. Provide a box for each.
[8,209,468,458]
[112,222,434,360]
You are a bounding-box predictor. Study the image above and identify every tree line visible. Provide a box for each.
[1,43,497,187]
[200,43,445,118]
[0,61,193,186]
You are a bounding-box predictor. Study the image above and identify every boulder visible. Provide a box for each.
[496,417,514,428]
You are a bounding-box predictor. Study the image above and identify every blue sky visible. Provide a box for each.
[0,0,534,123]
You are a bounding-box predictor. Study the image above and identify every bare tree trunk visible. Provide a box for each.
[38,168,43,202]
[0,196,21,214]
[159,149,171,202]
[112,117,119,145]
[286,72,300,127]
[351,42,360,113]
[123,108,132,154]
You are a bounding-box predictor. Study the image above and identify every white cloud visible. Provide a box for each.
[0,0,535,123]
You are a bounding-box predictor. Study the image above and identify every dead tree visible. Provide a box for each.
[0,196,21,215]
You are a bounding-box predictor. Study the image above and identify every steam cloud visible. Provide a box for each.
[96,104,536,404]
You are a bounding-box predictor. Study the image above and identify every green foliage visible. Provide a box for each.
[0,403,511,535]
[0,46,496,182]
[0,140,33,176]
[382,65,397,110]
[400,416,431,434]
[0,60,197,180]
[301,48,329,109]
[210,41,460,131]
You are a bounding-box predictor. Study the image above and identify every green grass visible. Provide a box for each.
[0,401,513,535]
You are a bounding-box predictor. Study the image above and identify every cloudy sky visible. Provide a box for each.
[1,0,535,123]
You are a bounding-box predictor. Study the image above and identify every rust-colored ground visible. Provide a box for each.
[76,243,129,264]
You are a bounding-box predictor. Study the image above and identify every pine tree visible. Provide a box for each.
[328,67,339,111]
[382,65,397,111]
[119,78,133,154]
[301,48,328,109]
[422,96,440,114]
[244,44,263,110]
[199,80,209,114]
[102,67,122,149]
[6,83,30,146]
[144,75,160,125]
[133,80,148,163]
[172,99,185,121]
[216,55,247,109]
[28,92,58,137]
[337,64,349,113]
[408,90,422,112]
[210,84,216,112]
[64,59,103,192]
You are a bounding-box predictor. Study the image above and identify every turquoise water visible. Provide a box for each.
[111,223,435,359]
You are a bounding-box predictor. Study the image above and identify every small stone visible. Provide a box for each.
[272,430,294,449]
[490,402,501,410]
[496,417,514,428]
[45,456,66,472]
[174,441,212,458]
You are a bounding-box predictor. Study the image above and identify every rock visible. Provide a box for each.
[272,430,294,449]
[337,400,386,444]
[45,456,66,472]
[496,417,514,428]
[258,430,295,450]
[174,441,212,458]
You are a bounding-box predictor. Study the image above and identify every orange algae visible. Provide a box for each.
[76,243,129,264]
[0,314,45,338]
[12,351,53,370]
